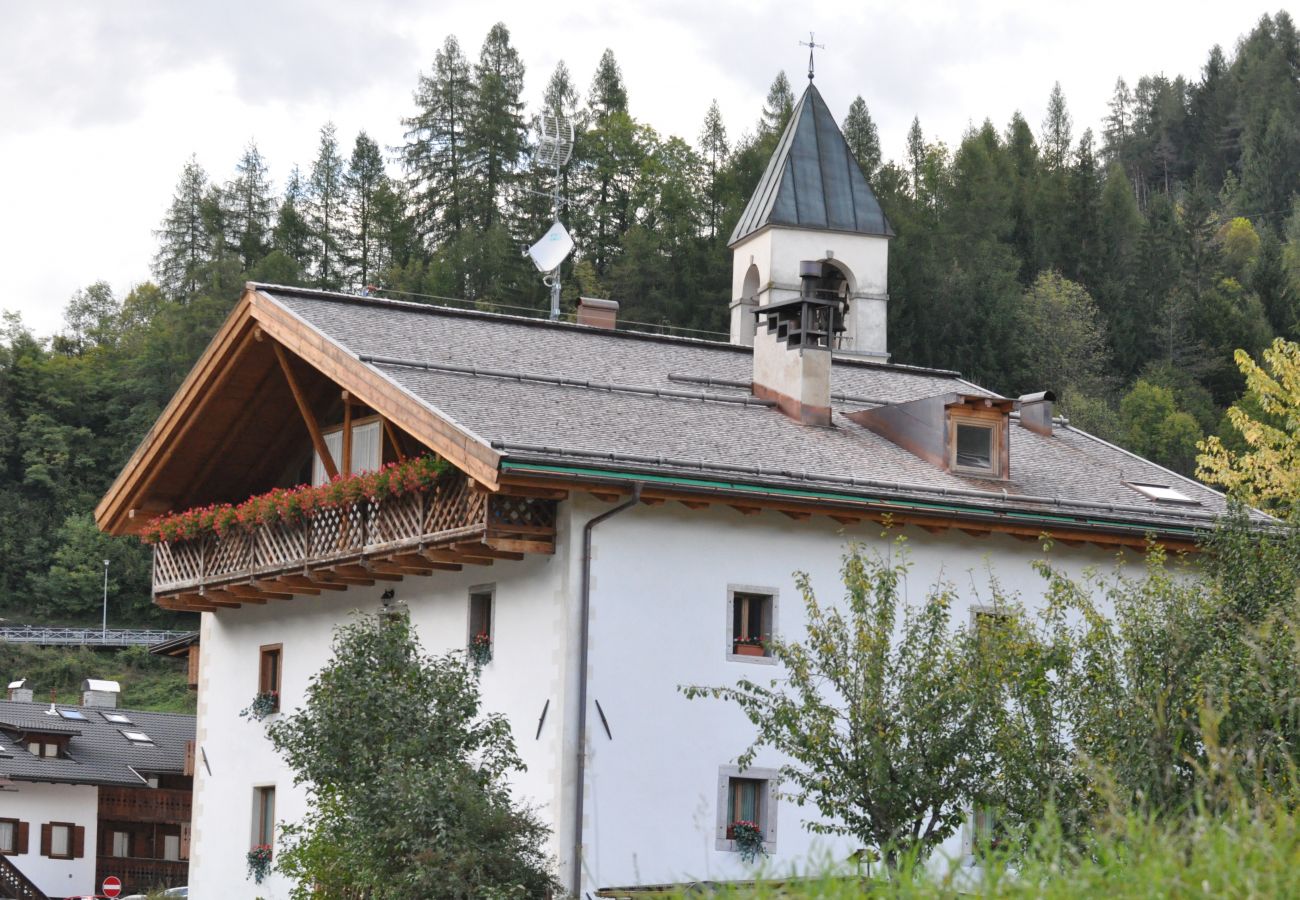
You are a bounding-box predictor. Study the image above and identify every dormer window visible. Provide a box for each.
[954,423,994,472]
[947,400,1010,479]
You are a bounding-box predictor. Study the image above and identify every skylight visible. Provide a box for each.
[121,730,154,744]
[101,712,132,725]
[1126,482,1200,505]
[57,709,86,720]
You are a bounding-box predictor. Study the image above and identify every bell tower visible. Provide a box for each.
[728,81,893,358]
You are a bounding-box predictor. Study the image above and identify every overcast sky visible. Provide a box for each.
[0,0,1275,336]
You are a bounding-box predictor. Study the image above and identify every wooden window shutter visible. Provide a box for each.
[72,826,85,859]
[187,645,200,689]
[184,740,195,777]
[15,822,27,854]
[180,823,191,860]
[39,823,50,857]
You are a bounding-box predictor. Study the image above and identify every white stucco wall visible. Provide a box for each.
[0,781,99,897]
[187,491,1146,897]
[186,520,579,900]
[574,495,1125,891]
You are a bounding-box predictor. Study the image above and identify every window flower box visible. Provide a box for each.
[468,632,492,667]
[241,691,279,720]
[733,637,767,657]
[729,820,765,862]
[246,843,273,883]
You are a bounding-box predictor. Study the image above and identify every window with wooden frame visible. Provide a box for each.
[312,417,383,486]
[468,587,494,660]
[714,765,779,853]
[946,399,1010,479]
[259,644,282,713]
[0,818,25,855]
[728,586,777,662]
[41,822,83,860]
[252,786,276,851]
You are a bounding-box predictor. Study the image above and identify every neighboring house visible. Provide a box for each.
[0,682,194,899]
[93,79,1265,898]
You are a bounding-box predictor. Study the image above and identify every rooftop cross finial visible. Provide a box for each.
[799,31,825,81]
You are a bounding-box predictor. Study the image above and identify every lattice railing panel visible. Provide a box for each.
[256,521,305,570]
[370,492,424,545]
[208,531,253,578]
[487,495,558,535]
[424,475,485,534]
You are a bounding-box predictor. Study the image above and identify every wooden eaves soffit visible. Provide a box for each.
[95,284,503,539]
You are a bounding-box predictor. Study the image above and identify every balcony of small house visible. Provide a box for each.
[147,466,559,611]
[95,856,189,894]
[98,786,193,823]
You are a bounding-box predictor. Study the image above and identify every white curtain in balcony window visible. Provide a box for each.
[112,831,129,857]
[163,834,181,861]
[312,421,381,486]
[0,820,13,853]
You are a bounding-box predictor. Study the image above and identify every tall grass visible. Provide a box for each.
[660,801,1300,898]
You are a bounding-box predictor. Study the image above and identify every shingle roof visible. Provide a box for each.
[0,701,194,786]
[262,285,1267,537]
[729,82,893,246]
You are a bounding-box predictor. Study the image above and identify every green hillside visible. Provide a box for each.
[0,643,195,714]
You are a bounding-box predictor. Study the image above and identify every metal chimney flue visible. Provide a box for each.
[1018,391,1056,436]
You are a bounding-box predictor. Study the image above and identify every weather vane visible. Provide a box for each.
[799,31,825,81]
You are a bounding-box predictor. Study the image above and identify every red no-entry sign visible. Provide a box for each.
[102,876,122,898]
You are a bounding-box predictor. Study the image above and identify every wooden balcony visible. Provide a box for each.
[151,473,559,612]
[99,786,192,824]
[95,857,188,894]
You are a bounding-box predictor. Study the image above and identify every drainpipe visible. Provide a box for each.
[572,482,642,897]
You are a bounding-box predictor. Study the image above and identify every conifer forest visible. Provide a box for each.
[2,13,1298,622]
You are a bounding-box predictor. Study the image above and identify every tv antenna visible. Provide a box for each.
[526,112,576,320]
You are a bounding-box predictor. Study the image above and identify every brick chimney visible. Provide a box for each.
[751,261,837,426]
[576,297,619,329]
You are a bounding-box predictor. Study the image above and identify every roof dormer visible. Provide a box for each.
[847,393,1018,481]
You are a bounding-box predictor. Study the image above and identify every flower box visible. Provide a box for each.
[734,642,767,657]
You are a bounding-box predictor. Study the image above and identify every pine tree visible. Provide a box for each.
[906,117,926,197]
[1103,77,1132,164]
[574,49,643,276]
[225,142,274,272]
[589,49,628,119]
[543,60,580,119]
[465,23,526,232]
[273,166,313,274]
[842,96,881,179]
[307,123,346,290]
[153,155,212,300]
[1042,81,1073,170]
[698,100,729,238]
[343,131,395,289]
[402,35,474,247]
[760,71,794,135]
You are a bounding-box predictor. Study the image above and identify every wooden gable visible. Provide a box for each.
[95,285,501,536]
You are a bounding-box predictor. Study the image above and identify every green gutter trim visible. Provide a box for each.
[501,460,1205,539]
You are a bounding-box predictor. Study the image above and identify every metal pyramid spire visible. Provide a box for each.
[728,82,893,246]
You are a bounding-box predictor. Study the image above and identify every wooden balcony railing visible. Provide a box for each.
[151,474,558,611]
[95,857,188,894]
[98,786,192,824]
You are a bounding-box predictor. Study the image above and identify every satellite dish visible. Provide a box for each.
[527,220,575,273]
